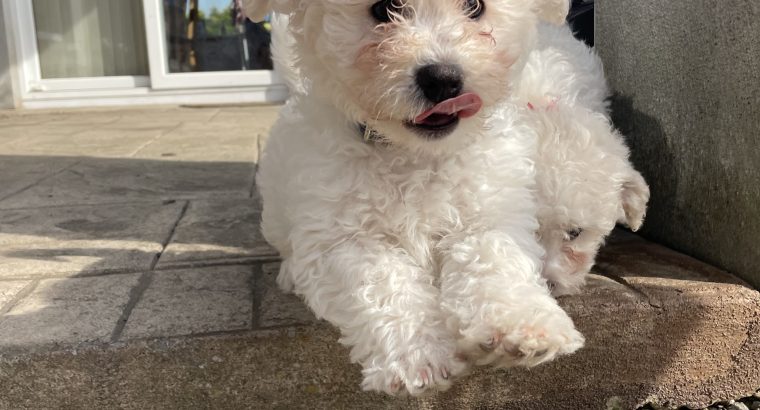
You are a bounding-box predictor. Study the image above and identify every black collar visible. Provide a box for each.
[357,123,388,145]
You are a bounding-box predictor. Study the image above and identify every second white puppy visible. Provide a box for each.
[526,102,649,295]
[516,23,650,295]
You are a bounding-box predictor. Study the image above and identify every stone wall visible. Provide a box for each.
[595,1,760,288]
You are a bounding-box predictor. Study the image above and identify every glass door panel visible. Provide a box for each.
[164,0,272,72]
[143,0,278,89]
[32,0,149,79]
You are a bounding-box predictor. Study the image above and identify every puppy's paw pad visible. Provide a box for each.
[403,358,466,395]
[361,351,467,396]
[501,313,585,367]
[459,305,584,368]
[389,376,403,394]
[479,334,502,352]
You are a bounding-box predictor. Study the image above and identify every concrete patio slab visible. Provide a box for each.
[208,105,282,131]
[96,120,181,134]
[107,107,222,126]
[0,202,185,279]
[121,266,254,340]
[1,237,758,409]
[0,124,88,141]
[0,113,55,126]
[131,123,259,162]
[0,158,255,208]
[156,198,276,269]
[19,112,122,126]
[0,281,30,310]
[0,156,78,202]
[0,274,140,351]
[258,263,317,328]
[0,105,757,409]
[0,128,166,158]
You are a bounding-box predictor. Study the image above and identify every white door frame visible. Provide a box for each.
[141,0,279,90]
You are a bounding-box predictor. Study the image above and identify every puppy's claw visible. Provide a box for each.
[416,368,433,388]
[389,377,403,393]
[505,343,526,359]
[479,334,503,352]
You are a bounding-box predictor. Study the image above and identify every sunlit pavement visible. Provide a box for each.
[0,105,757,409]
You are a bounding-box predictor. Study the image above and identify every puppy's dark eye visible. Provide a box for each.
[566,228,583,241]
[463,0,485,19]
[371,0,403,23]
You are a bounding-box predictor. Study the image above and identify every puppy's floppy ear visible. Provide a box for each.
[618,168,650,232]
[241,0,296,22]
[533,0,570,25]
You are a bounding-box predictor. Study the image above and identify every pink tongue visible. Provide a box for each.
[414,93,483,124]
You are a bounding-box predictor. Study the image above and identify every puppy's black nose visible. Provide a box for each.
[416,64,464,103]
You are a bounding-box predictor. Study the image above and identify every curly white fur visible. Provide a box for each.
[251,0,585,395]
[514,23,650,295]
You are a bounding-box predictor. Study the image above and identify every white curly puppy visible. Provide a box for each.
[247,0,584,395]
[515,23,650,295]
[526,102,649,296]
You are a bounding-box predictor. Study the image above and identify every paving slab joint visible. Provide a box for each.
[110,272,154,342]
[108,201,192,341]
[250,264,265,330]
[128,122,183,158]
[150,200,191,270]
[0,280,39,317]
[0,160,82,203]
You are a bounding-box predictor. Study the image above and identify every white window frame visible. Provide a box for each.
[6,0,150,95]
[141,0,279,90]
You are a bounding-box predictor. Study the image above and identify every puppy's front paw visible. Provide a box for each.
[457,297,584,368]
[360,340,467,396]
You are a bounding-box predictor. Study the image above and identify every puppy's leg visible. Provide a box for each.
[286,238,466,396]
[439,229,584,368]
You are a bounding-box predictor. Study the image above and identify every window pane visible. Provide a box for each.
[163,0,273,73]
[32,0,149,79]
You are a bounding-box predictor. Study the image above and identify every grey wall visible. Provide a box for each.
[0,0,18,109]
[596,1,760,288]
